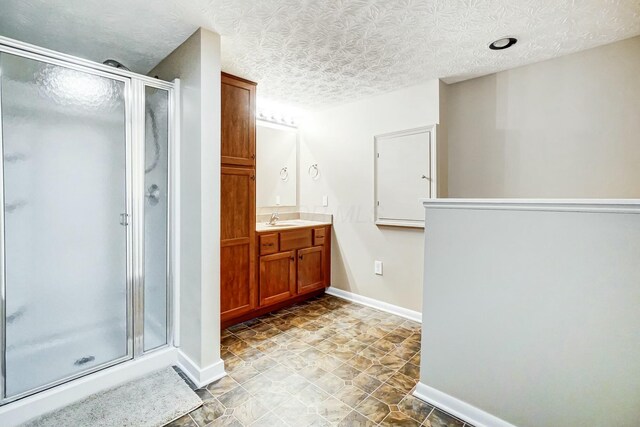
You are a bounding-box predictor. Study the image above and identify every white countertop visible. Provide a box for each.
[256,219,332,232]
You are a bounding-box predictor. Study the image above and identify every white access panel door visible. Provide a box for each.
[375,126,433,227]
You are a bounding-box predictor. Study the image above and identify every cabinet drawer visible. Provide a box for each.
[280,229,312,251]
[259,234,279,255]
[313,228,326,246]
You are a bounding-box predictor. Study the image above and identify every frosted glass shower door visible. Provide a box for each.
[143,86,169,352]
[0,53,130,399]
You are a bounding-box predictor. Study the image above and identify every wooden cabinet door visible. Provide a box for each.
[297,246,325,294]
[221,167,256,321]
[221,73,256,167]
[259,251,296,307]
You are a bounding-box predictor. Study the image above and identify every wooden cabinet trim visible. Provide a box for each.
[221,237,251,248]
[221,166,256,176]
[259,250,296,307]
[221,243,254,321]
[220,72,257,323]
[225,222,332,328]
[280,228,313,251]
[259,233,279,255]
[221,72,256,167]
[313,227,326,245]
[222,72,257,87]
[297,245,325,295]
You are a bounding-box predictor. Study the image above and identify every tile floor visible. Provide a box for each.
[168,294,474,427]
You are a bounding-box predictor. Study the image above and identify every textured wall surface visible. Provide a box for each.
[1,1,639,108]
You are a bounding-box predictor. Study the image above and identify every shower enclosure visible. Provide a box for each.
[0,37,175,404]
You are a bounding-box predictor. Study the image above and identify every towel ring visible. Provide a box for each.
[308,164,319,180]
[280,167,289,181]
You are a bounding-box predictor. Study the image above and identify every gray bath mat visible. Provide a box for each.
[23,367,202,427]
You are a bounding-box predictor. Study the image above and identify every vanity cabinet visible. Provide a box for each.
[221,72,256,167]
[260,225,331,305]
[220,167,256,321]
[259,251,296,306]
[222,224,331,328]
[220,72,331,328]
[297,246,325,294]
[220,73,257,323]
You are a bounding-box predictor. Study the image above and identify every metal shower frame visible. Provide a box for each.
[0,35,178,405]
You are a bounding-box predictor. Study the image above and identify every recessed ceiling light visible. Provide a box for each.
[489,37,518,50]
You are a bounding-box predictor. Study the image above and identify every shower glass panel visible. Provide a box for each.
[143,86,169,352]
[0,53,130,398]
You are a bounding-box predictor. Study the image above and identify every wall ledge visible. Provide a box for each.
[422,198,640,214]
[413,382,517,427]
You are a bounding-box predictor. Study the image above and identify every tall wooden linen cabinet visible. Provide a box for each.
[220,73,257,322]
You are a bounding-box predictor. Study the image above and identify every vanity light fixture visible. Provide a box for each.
[257,97,301,128]
[489,37,518,50]
[257,112,298,128]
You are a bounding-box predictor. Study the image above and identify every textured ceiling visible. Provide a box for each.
[1,0,639,109]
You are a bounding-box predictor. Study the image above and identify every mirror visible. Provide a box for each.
[256,121,297,208]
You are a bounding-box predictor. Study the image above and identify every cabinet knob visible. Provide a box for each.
[251,154,256,160]
[250,175,255,181]
[299,254,303,260]
[290,256,295,261]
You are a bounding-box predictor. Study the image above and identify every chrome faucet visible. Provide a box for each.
[267,211,280,225]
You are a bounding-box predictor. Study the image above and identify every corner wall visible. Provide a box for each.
[299,80,442,312]
[419,201,640,427]
[150,28,223,382]
[437,80,449,198]
[446,36,640,198]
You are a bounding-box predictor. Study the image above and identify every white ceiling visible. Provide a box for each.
[1,0,639,109]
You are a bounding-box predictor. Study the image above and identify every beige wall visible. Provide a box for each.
[299,80,442,312]
[446,36,640,198]
[150,28,222,372]
[419,201,640,427]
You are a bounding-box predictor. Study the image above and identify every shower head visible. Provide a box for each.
[102,59,130,71]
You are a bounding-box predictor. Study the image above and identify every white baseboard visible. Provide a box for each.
[177,350,226,389]
[413,382,517,427]
[326,287,422,323]
[0,347,178,427]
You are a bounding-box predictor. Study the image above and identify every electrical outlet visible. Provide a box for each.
[374,260,383,275]
[322,195,328,207]
[276,195,281,205]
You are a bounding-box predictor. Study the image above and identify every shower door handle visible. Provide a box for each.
[146,184,161,204]
[119,213,129,226]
